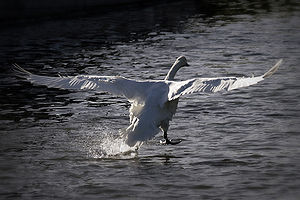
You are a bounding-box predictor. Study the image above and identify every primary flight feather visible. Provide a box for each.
[13,57,282,147]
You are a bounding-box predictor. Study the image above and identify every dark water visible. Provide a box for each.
[1,0,300,199]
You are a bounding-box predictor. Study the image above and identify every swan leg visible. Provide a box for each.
[161,131,181,145]
[160,120,181,145]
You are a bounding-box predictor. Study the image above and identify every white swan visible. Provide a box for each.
[13,57,282,147]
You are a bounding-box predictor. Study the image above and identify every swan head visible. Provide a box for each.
[176,56,189,67]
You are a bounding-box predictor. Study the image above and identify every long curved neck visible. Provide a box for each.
[164,60,182,81]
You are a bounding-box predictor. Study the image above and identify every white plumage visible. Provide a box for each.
[13,57,282,147]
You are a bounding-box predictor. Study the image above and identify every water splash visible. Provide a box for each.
[85,130,142,159]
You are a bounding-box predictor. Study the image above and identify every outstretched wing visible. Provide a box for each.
[168,59,282,100]
[13,64,151,101]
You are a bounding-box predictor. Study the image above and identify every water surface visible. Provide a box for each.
[0,0,300,199]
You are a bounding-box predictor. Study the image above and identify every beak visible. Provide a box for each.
[186,63,190,66]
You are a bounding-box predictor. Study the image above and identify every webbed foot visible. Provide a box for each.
[160,138,182,145]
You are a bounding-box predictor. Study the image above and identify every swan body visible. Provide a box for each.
[14,57,282,147]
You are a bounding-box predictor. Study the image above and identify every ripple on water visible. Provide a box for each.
[0,1,300,200]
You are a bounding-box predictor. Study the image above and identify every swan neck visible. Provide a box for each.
[164,61,182,81]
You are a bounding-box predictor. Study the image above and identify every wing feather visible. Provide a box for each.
[13,64,152,101]
[168,59,282,100]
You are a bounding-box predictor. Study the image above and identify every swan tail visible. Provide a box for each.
[262,59,282,78]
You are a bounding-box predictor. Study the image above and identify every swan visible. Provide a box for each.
[13,56,282,147]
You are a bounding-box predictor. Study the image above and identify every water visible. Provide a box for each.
[1,0,300,199]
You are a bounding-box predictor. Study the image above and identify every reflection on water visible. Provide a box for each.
[0,0,300,199]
